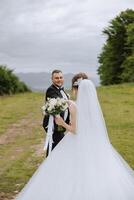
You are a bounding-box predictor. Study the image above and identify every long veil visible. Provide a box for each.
[77,79,110,143]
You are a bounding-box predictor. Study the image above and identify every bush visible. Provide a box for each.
[0,65,31,95]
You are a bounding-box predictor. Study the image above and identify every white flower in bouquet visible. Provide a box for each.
[56,97,62,106]
[50,98,57,107]
[42,97,68,116]
[42,105,46,115]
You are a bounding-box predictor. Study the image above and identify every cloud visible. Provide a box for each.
[0,0,133,75]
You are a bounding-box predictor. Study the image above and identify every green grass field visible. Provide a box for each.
[0,92,45,200]
[0,83,134,199]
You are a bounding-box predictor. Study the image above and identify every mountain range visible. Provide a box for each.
[16,72,100,92]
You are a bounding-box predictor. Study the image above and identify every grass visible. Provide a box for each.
[0,92,45,199]
[97,83,134,168]
[0,83,134,199]
[0,92,45,135]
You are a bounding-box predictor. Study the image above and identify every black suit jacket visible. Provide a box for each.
[42,84,70,132]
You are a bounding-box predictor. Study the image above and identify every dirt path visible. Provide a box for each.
[0,113,45,200]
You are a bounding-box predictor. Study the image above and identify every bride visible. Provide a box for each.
[15,74,134,200]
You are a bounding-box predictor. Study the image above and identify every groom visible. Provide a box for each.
[43,70,70,157]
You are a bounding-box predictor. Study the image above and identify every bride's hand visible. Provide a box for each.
[55,116,65,126]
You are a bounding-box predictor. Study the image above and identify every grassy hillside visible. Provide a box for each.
[0,83,134,199]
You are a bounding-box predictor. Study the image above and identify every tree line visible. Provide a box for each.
[98,9,134,85]
[0,65,31,95]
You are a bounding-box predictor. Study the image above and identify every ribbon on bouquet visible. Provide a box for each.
[44,115,54,155]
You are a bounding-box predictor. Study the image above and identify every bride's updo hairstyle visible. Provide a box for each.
[72,73,89,90]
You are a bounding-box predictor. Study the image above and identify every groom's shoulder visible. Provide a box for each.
[46,84,54,92]
[46,84,57,95]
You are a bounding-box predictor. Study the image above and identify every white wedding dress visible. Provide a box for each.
[16,80,134,200]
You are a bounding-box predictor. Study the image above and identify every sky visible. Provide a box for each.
[0,0,133,77]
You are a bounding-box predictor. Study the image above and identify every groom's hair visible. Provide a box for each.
[72,72,88,89]
[52,70,62,77]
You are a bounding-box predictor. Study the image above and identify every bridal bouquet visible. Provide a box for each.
[42,97,68,116]
[42,98,68,154]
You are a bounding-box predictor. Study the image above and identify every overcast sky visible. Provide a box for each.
[0,0,133,77]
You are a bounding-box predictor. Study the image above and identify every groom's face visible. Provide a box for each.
[52,72,64,87]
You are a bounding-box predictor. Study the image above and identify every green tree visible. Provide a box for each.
[121,55,134,82]
[0,65,31,95]
[98,9,134,85]
[121,23,134,82]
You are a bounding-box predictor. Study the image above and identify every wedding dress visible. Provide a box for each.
[15,80,134,200]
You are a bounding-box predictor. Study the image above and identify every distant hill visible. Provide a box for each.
[16,72,100,92]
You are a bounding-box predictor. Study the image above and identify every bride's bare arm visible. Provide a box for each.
[55,103,76,134]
